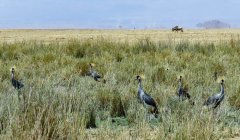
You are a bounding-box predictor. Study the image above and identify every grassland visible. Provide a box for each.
[0,29,239,139]
[1,29,240,43]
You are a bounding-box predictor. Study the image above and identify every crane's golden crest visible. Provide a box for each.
[217,76,225,83]
[164,64,171,71]
[90,63,96,67]
[140,74,145,79]
[177,73,184,79]
[10,65,16,71]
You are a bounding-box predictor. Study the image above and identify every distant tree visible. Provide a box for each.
[197,20,230,29]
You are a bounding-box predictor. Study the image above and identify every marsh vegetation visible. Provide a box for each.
[0,30,239,139]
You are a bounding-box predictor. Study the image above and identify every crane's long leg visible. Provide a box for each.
[145,109,150,121]
[17,90,21,102]
[22,91,26,112]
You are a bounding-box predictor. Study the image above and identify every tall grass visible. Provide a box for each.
[0,37,239,139]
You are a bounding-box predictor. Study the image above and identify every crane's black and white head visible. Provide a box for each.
[136,75,141,80]
[221,79,224,85]
[10,66,16,74]
[89,63,95,67]
[89,63,93,68]
[135,75,144,83]
[179,75,182,82]
[217,76,225,85]
[178,75,184,86]
[12,67,15,73]
[89,63,96,68]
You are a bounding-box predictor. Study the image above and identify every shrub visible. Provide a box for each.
[229,87,240,110]
[110,91,126,118]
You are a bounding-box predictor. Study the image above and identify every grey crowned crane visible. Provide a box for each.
[178,76,194,105]
[178,76,191,100]
[11,67,24,89]
[89,63,102,82]
[135,75,159,118]
[204,79,225,109]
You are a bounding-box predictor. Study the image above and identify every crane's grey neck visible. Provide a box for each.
[220,83,224,95]
[138,79,143,90]
[11,71,14,79]
[89,66,93,72]
[179,79,183,89]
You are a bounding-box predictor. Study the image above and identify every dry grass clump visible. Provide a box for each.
[74,61,90,76]
[96,89,113,110]
[229,86,240,110]
[110,90,126,118]
[151,67,167,84]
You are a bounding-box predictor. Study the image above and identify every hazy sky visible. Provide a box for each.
[0,0,239,29]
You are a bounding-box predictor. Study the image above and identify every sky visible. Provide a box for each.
[0,0,239,29]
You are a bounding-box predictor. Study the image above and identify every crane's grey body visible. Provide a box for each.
[138,87,156,109]
[136,76,158,117]
[204,80,225,109]
[11,68,24,89]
